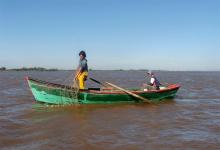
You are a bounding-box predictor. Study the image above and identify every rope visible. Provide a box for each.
[60,71,79,104]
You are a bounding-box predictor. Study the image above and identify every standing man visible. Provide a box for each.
[75,51,88,89]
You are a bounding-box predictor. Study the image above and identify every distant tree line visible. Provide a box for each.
[0,67,58,71]
[11,67,59,71]
[0,67,6,71]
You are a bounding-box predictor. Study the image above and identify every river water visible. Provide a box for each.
[0,71,220,150]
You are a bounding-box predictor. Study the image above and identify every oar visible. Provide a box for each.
[89,78,108,87]
[105,82,152,103]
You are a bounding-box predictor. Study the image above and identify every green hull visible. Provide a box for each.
[26,77,180,105]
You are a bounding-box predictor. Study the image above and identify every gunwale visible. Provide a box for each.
[26,76,180,95]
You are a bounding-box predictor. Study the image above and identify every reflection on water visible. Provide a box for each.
[0,71,220,150]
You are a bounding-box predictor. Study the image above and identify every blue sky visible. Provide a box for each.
[0,0,220,71]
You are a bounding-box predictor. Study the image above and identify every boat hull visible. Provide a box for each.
[26,77,180,105]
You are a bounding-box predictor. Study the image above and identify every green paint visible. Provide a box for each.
[27,77,180,105]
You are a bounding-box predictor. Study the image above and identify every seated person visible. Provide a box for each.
[142,71,161,91]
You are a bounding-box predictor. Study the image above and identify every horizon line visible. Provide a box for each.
[1,67,220,72]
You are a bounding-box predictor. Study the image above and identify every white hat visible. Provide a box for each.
[147,70,153,75]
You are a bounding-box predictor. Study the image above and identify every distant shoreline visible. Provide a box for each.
[0,67,219,72]
[0,67,59,71]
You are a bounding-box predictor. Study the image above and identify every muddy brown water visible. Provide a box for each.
[0,71,220,150]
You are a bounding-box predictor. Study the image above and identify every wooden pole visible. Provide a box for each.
[105,82,152,103]
[89,78,108,87]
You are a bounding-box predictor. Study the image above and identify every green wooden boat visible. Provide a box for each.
[26,76,180,105]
